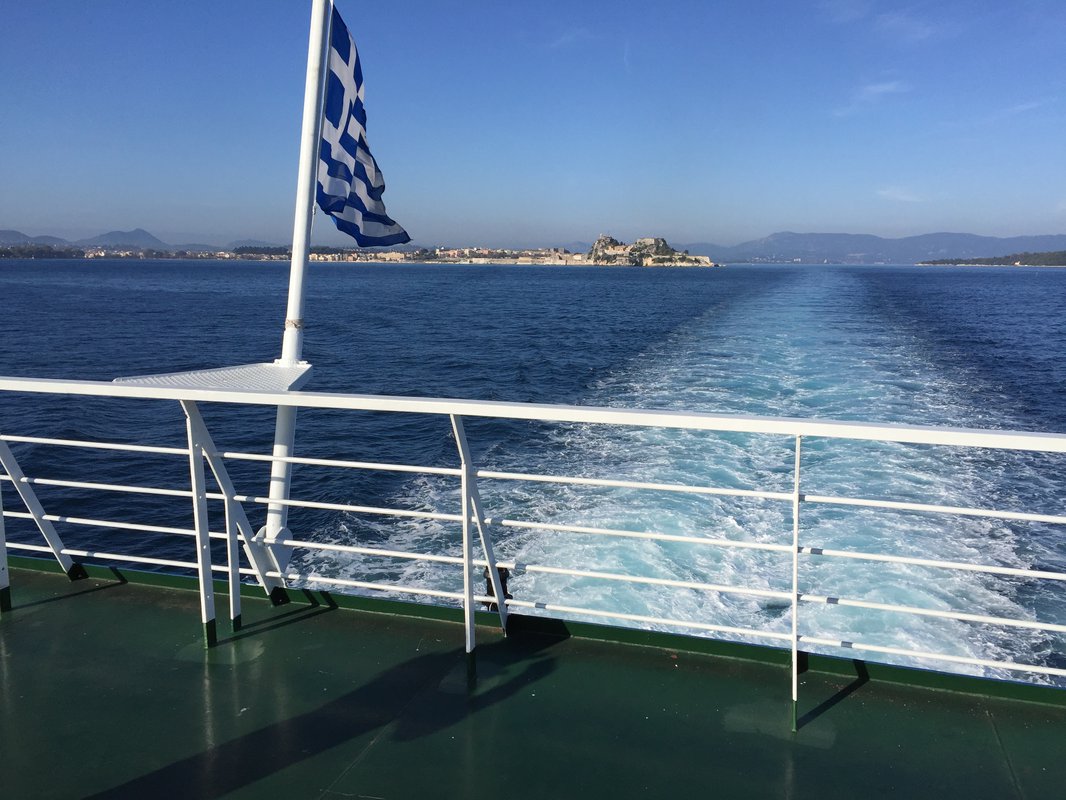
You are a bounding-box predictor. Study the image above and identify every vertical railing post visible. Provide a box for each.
[450,414,509,640]
[791,435,802,732]
[185,410,217,648]
[223,495,242,631]
[180,400,287,604]
[0,480,10,614]
[459,435,476,654]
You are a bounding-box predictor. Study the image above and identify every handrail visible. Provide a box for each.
[806,492,1066,525]
[799,545,1066,582]
[2,376,1065,731]
[0,433,188,456]
[3,374,1066,452]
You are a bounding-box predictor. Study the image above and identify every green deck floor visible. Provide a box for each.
[2,566,1065,799]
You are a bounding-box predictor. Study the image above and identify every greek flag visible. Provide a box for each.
[316,6,410,247]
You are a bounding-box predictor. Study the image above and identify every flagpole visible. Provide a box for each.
[263,0,333,561]
[281,0,331,365]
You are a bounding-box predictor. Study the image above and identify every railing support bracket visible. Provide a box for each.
[451,415,509,650]
[0,439,82,579]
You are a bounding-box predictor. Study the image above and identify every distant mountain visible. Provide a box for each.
[227,238,282,250]
[0,229,71,246]
[77,228,170,249]
[677,241,729,257]
[32,234,71,246]
[0,229,30,244]
[900,233,1066,261]
[682,232,1066,264]
[173,243,225,253]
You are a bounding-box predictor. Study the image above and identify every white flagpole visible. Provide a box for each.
[280,0,331,365]
[263,0,332,562]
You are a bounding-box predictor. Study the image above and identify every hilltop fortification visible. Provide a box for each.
[588,235,716,266]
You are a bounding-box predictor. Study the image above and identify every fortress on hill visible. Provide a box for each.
[588,235,716,266]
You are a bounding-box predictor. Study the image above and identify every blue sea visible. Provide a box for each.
[1,259,1065,681]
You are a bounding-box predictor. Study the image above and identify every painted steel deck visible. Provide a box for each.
[3,564,1065,800]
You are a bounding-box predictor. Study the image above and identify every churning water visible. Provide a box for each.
[2,260,1065,680]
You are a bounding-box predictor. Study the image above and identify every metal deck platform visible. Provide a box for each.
[112,361,313,392]
[2,564,1064,800]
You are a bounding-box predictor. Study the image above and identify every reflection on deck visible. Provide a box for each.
[2,562,1064,800]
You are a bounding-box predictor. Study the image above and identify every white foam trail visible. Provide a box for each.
[297,268,1066,681]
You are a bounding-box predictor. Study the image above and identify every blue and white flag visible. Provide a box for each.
[316,6,410,247]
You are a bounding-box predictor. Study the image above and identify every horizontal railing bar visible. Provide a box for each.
[799,593,1066,634]
[805,493,1066,526]
[14,475,191,499]
[492,561,792,600]
[475,469,790,501]
[5,375,1066,453]
[2,475,444,528]
[219,450,461,476]
[62,551,197,571]
[2,478,459,527]
[11,502,1060,595]
[2,510,193,536]
[6,542,51,553]
[799,545,1066,582]
[799,635,1066,679]
[0,433,187,456]
[504,598,793,641]
[267,571,464,602]
[484,516,793,552]
[276,538,465,566]
[5,543,256,576]
[230,493,462,522]
[1,510,237,542]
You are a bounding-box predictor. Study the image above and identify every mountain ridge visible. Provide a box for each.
[75,228,170,249]
[680,232,1066,263]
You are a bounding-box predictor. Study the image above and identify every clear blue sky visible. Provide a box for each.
[2,0,1065,248]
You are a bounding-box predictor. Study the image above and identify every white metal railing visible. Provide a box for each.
[1,375,1065,729]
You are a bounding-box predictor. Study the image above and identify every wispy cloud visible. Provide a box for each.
[964,98,1054,126]
[999,100,1047,117]
[875,11,938,43]
[938,98,1054,130]
[836,80,911,116]
[877,186,924,203]
[820,4,947,44]
[859,80,911,100]
[548,27,593,49]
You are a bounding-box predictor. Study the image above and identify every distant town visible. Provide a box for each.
[5,227,1066,265]
[0,232,718,267]
[305,234,713,266]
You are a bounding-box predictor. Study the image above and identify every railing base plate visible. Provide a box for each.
[66,563,88,581]
[203,619,217,648]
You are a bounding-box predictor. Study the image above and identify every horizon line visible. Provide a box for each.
[6,225,1066,252]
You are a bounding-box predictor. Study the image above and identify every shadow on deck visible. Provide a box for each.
[2,566,1064,800]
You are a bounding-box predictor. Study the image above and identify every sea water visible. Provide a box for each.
[1,260,1064,680]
